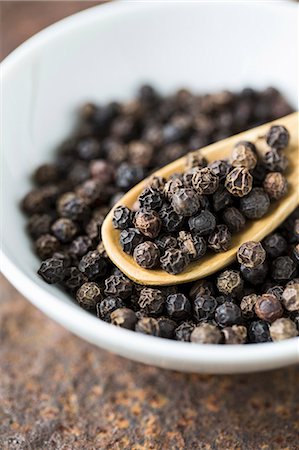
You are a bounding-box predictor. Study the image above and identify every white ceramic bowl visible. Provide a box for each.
[1,1,298,373]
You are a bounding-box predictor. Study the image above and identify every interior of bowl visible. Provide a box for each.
[1,1,298,373]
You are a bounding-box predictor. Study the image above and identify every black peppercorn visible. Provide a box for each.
[212,186,233,212]
[222,207,246,233]
[249,320,271,343]
[157,317,176,339]
[189,279,215,300]
[138,287,165,316]
[111,308,137,329]
[38,257,66,284]
[69,235,92,258]
[208,160,231,180]
[76,282,103,310]
[135,317,160,336]
[263,148,289,172]
[35,234,60,260]
[27,214,53,239]
[171,188,200,217]
[193,295,217,321]
[78,250,108,280]
[240,261,268,285]
[104,274,133,299]
[217,270,243,297]
[155,234,178,254]
[272,256,296,281]
[237,241,266,268]
[166,293,191,320]
[222,325,247,344]
[225,167,253,197]
[57,192,89,222]
[119,228,143,255]
[240,294,258,319]
[160,248,189,274]
[133,241,160,269]
[178,231,207,261]
[116,163,145,189]
[191,323,222,344]
[263,233,287,258]
[208,225,232,253]
[255,294,283,323]
[282,283,299,312]
[215,302,242,327]
[188,210,216,236]
[270,318,298,341]
[185,151,207,170]
[96,296,125,322]
[263,172,288,200]
[240,188,270,219]
[265,125,289,150]
[90,159,115,184]
[175,321,196,341]
[51,218,78,243]
[159,205,184,233]
[134,209,161,238]
[138,187,163,210]
[231,141,257,170]
[63,266,88,292]
[112,205,133,230]
[192,167,219,195]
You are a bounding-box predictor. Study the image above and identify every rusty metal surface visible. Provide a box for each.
[1,3,299,449]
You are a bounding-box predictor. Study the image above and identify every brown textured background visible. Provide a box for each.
[1,2,299,449]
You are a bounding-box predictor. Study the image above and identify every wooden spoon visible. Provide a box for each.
[102,112,299,286]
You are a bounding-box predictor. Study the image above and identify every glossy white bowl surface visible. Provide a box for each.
[1,1,298,373]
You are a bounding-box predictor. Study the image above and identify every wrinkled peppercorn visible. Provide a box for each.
[134,209,161,238]
[78,250,108,280]
[133,241,160,269]
[138,288,165,316]
[193,295,217,321]
[157,317,176,339]
[225,167,253,197]
[237,241,266,268]
[57,192,89,222]
[191,323,222,344]
[112,205,133,229]
[166,293,191,320]
[104,274,133,299]
[215,302,242,327]
[240,188,270,219]
[175,321,196,341]
[263,233,287,258]
[249,320,271,343]
[63,266,88,292]
[185,151,207,170]
[178,231,207,261]
[35,234,60,260]
[240,261,268,285]
[208,160,231,180]
[272,256,296,281]
[266,125,289,150]
[188,210,216,236]
[208,225,231,253]
[192,167,219,195]
[263,148,289,172]
[51,218,78,243]
[270,318,298,341]
[96,296,125,322]
[222,325,247,344]
[135,317,160,336]
[38,257,66,284]
[111,308,137,329]
[282,283,299,312]
[69,235,92,258]
[217,270,243,297]
[240,294,258,319]
[160,248,189,274]
[231,141,257,170]
[263,172,288,200]
[155,234,178,253]
[222,207,246,233]
[171,188,200,216]
[159,205,184,233]
[212,186,233,212]
[138,187,163,210]
[76,282,103,310]
[255,294,283,323]
[119,228,143,255]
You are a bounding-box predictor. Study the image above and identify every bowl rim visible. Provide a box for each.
[1,0,298,371]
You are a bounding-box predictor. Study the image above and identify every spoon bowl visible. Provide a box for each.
[102,113,299,285]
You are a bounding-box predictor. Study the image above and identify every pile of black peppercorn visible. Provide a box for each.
[113,124,290,274]
[21,85,298,344]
